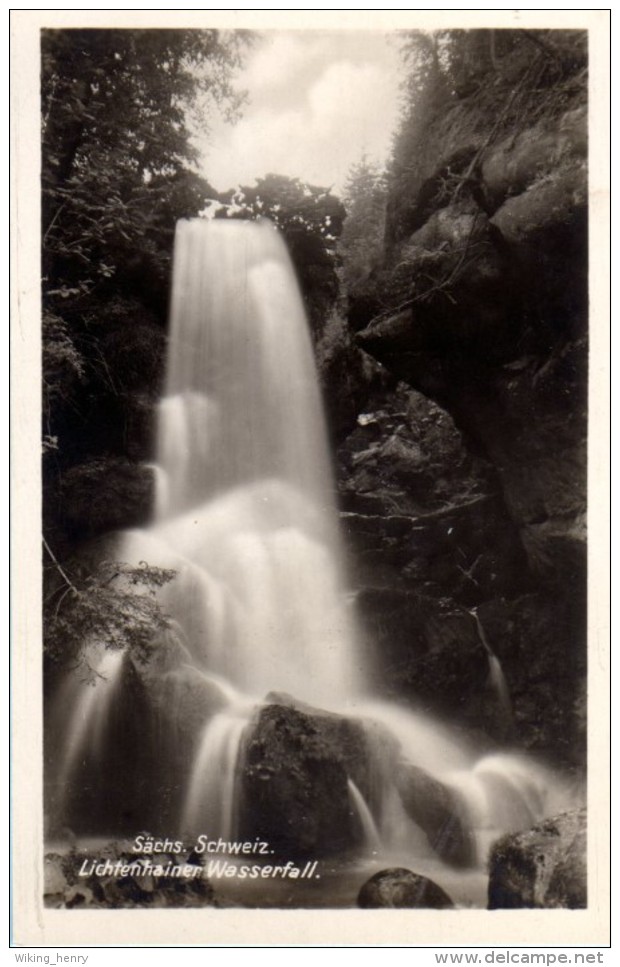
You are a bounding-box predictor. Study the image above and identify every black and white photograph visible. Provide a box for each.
[11,9,610,948]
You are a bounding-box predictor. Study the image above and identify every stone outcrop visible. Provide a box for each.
[335,377,585,760]
[488,808,587,909]
[356,98,587,591]
[341,69,588,766]
[238,699,398,859]
[237,696,481,866]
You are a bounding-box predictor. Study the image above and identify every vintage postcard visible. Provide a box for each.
[11,9,610,948]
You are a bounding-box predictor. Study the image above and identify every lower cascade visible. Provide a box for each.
[46,219,580,907]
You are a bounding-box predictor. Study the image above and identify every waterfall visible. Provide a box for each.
[181,703,254,840]
[47,219,578,903]
[52,648,126,799]
[47,646,126,832]
[152,219,360,708]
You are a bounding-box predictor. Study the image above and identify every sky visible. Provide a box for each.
[195,30,404,197]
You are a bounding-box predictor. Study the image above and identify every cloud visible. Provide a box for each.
[241,33,308,98]
[198,31,401,194]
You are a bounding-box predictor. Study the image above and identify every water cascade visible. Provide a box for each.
[48,647,126,824]
[47,219,579,905]
[181,703,255,840]
[154,219,360,708]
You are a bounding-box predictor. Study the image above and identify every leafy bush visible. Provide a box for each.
[44,544,175,671]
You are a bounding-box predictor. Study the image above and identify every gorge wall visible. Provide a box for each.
[336,37,588,768]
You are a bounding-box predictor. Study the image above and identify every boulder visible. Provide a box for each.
[338,383,492,521]
[357,868,454,909]
[238,700,397,859]
[355,588,521,743]
[488,808,586,909]
[490,163,586,248]
[481,105,587,211]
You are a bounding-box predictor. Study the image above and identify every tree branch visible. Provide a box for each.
[42,536,80,596]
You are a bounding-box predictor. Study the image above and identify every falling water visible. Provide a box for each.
[347,779,382,853]
[469,608,514,736]
[153,219,360,709]
[47,645,126,832]
[181,702,255,839]
[52,648,126,801]
[47,219,579,904]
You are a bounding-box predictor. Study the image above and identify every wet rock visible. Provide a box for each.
[134,656,229,741]
[475,594,586,765]
[358,868,454,909]
[395,762,477,867]
[355,70,588,583]
[117,659,231,832]
[545,824,588,909]
[239,700,397,859]
[119,391,159,462]
[488,808,586,909]
[317,319,390,441]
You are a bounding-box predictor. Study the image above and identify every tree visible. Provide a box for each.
[41,29,253,534]
[338,155,388,292]
[386,29,588,249]
[42,29,251,287]
[43,539,176,677]
[41,29,255,665]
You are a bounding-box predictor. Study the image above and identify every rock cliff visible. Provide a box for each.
[338,44,588,766]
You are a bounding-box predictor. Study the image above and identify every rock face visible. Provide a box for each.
[358,868,454,909]
[340,59,588,766]
[356,94,587,592]
[336,381,585,762]
[488,808,587,909]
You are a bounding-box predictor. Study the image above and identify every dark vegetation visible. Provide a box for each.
[42,28,588,770]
